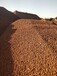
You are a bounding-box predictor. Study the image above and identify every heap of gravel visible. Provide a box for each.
[0,19,57,76]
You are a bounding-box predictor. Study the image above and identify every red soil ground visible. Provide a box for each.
[0,19,57,76]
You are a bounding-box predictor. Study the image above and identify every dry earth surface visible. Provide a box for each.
[0,19,57,76]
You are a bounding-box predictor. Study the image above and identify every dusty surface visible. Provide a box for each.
[0,19,57,76]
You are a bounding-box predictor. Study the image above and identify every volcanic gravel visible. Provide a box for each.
[0,19,57,76]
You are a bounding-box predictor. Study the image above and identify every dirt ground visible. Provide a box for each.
[0,19,57,76]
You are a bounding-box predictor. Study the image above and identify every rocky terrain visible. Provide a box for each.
[0,7,57,76]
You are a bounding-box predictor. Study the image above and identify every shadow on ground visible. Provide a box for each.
[0,24,16,76]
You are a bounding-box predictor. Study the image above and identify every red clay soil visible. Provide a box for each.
[0,19,57,76]
[14,11,41,20]
[0,7,19,36]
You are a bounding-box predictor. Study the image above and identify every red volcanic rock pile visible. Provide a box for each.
[14,11,41,19]
[0,7,19,35]
[0,19,57,76]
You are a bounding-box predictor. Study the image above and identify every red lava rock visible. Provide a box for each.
[0,8,57,76]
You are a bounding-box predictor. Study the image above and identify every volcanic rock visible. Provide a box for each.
[0,19,57,76]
